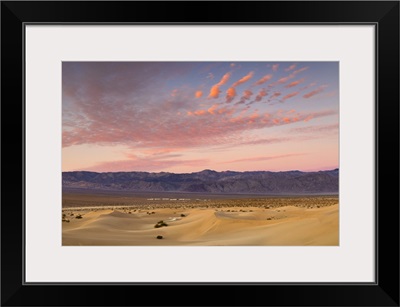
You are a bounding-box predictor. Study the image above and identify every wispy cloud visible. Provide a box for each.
[281,91,300,102]
[303,85,328,98]
[86,156,209,172]
[285,78,305,88]
[285,64,297,72]
[223,153,306,164]
[269,91,282,100]
[270,66,309,87]
[290,123,339,134]
[232,71,254,87]
[254,74,273,86]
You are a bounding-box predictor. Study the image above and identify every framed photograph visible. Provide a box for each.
[1,1,399,306]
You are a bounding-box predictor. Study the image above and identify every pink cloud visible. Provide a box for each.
[285,64,297,71]
[290,123,339,134]
[86,156,209,172]
[272,64,279,72]
[142,148,184,156]
[254,88,268,102]
[303,85,328,98]
[63,104,336,150]
[237,90,253,104]
[225,72,254,103]
[281,91,300,102]
[285,78,305,88]
[254,74,273,86]
[207,104,219,114]
[208,72,231,98]
[232,71,254,87]
[194,110,207,116]
[270,92,281,99]
[225,87,237,103]
[293,67,309,75]
[195,90,203,98]
[270,67,309,87]
[223,153,306,164]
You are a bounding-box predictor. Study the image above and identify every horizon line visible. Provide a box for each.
[62,167,339,175]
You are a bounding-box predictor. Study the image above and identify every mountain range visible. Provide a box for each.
[62,169,339,194]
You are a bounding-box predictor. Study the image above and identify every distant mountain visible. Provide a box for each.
[62,169,339,194]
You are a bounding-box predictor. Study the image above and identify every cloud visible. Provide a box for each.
[63,101,336,150]
[195,90,203,98]
[230,63,236,68]
[142,148,184,156]
[293,67,309,75]
[270,66,309,87]
[254,88,268,102]
[226,72,254,103]
[207,104,219,114]
[225,87,237,103]
[285,78,305,88]
[254,74,273,86]
[208,72,231,98]
[86,156,209,172]
[223,153,306,164]
[303,85,328,98]
[239,136,290,146]
[187,109,208,116]
[269,91,281,100]
[285,64,297,71]
[281,91,300,102]
[63,63,337,156]
[290,123,339,134]
[237,90,253,104]
[232,71,254,87]
[209,85,221,99]
[272,64,279,72]
[194,110,207,116]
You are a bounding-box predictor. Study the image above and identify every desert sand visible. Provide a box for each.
[62,196,338,246]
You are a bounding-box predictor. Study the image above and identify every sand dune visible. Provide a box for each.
[62,204,338,246]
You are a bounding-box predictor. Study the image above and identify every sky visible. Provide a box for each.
[62,62,338,173]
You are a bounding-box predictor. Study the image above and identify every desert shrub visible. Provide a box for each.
[154,221,168,228]
[156,235,163,239]
[180,214,186,217]
[76,214,83,219]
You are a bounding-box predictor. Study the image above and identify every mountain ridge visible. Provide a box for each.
[62,169,339,194]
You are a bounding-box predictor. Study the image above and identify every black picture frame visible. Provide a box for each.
[1,1,399,306]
